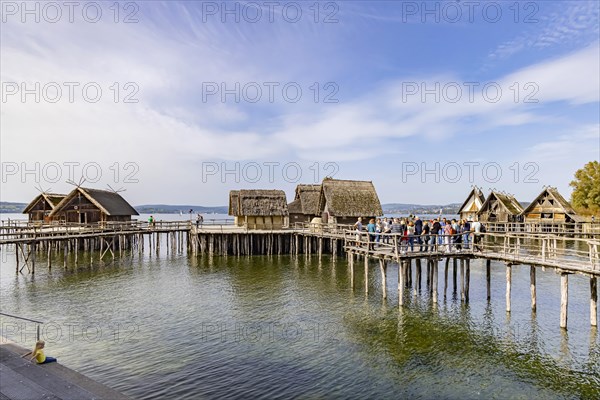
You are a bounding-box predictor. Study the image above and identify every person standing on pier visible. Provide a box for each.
[471,220,482,251]
[407,221,415,252]
[431,218,441,251]
[353,217,363,243]
[421,221,430,252]
[367,219,376,250]
[414,216,423,250]
[463,219,471,249]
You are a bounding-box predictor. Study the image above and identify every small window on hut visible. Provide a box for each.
[541,213,553,219]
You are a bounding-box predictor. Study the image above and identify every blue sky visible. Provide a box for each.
[1,0,599,206]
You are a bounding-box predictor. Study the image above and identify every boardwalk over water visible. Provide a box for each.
[0,220,598,329]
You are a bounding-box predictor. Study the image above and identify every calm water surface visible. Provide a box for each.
[0,225,598,399]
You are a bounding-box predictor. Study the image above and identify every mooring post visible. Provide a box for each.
[380,258,387,299]
[560,272,569,329]
[591,276,598,327]
[486,259,491,301]
[530,265,537,312]
[506,263,512,313]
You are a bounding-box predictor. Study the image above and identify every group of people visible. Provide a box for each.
[353,216,485,253]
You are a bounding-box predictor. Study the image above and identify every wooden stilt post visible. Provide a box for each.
[398,260,404,306]
[47,245,51,269]
[486,259,491,301]
[452,258,457,294]
[530,265,537,312]
[364,255,369,294]
[15,244,19,273]
[349,253,355,289]
[380,258,387,299]
[444,258,449,299]
[432,260,438,303]
[460,259,465,302]
[560,272,569,329]
[591,276,598,327]
[465,258,470,303]
[415,260,421,296]
[506,263,512,313]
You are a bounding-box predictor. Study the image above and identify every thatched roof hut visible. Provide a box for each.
[289,184,321,224]
[23,193,67,221]
[49,187,138,223]
[458,187,486,221]
[318,178,383,225]
[477,191,524,223]
[521,187,584,223]
[229,189,288,229]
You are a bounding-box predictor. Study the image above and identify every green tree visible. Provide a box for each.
[569,161,600,214]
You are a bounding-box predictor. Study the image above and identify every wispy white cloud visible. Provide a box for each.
[488,0,599,60]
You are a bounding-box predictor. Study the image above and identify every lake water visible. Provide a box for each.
[0,216,598,399]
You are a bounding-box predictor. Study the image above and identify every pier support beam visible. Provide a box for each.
[460,259,465,302]
[364,255,369,294]
[465,259,470,303]
[560,272,569,329]
[349,253,354,289]
[530,266,537,312]
[432,260,438,304]
[506,264,512,313]
[591,276,597,327]
[398,261,404,306]
[486,259,491,301]
[379,259,387,299]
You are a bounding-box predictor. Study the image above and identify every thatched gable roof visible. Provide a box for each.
[479,191,523,216]
[458,187,486,214]
[229,190,240,216]
[318,178,383,217]
[50,187,139,216]
[521,187,583,221]
[288,198,303,214]
[238,189,288,216]
[292,184,321,215]
[23,193,66,213]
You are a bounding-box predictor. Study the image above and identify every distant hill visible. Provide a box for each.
[134,204,228,214]
[0,202,26,213]
[382,203,462,215]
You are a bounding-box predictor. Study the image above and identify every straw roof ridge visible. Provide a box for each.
[238,189,288,216]
[294,184,321,215]
[319,178,383,217]
[50,187,139,216]
[481,191,523,215]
